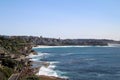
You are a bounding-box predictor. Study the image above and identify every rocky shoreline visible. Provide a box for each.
[39,75,68,80]
[29,49,68,80]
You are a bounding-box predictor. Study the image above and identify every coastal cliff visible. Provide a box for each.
[0,36,36,80]
[0,36,66,80]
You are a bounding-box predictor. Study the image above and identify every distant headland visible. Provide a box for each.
[0,35,120,46]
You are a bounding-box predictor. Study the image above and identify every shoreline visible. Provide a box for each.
[28,49,68,80]
[33,45,115,49]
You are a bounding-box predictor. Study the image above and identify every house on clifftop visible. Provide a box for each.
[0,49,5,58]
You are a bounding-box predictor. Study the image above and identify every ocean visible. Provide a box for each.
[31,46,120,80]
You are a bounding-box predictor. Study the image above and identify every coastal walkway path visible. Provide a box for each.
[8,73,19,80]
[8,67,29,80]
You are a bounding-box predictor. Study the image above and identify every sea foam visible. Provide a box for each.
[27,52,49,59]
[36,62,68,79]
[36,66,58,77]
[31,48,68,79]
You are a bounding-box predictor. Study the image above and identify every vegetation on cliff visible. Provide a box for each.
[0,66,13,80]
[0,36,39,80]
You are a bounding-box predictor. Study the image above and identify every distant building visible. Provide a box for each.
[0,49,5,58]
[0,49,10,58]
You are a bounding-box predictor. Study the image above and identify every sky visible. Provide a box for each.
[0,0,120,40]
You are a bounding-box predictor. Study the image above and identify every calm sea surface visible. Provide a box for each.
[33,46,120,80]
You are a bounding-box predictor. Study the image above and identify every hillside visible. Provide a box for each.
[0,36,39,80]
[1,35,119,46]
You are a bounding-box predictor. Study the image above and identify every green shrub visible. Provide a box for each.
[0,66,13,80]
[2,58,17,68]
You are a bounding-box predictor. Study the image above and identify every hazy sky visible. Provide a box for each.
[0,0,120,40]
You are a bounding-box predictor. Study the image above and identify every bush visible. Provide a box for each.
[0,66,13,79]
[2,58,17,68]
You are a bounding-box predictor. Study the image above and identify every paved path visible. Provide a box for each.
[8,73,19,80]
[8,67,26,80]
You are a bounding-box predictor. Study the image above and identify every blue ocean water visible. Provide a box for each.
[33,46,120,80]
